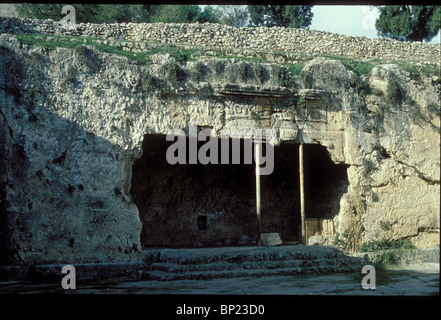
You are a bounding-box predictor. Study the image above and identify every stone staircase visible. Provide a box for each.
[141,245,366,281]
[2,245,437,283]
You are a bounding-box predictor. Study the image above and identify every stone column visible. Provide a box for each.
[255,142,262,245]
[299,144,306,245]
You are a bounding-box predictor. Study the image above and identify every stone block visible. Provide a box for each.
[308,232,325,245]
[261,233,282,246]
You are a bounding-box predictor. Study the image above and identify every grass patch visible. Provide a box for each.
[356,61,375,75]
[15,34,79,50]
[317,54,439,79]
[15,33,153,64]
[319,54,376,76]
[14,33,201,65]
[360,238,415,265]
[13,33,440,81]
[392,60,440,79]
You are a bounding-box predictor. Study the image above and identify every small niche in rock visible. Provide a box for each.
[197,216,208,231]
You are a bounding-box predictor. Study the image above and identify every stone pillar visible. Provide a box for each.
[255,142,262,245]
[299,144,306,245]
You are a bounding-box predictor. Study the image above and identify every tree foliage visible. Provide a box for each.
[149,5,201,23]
[375,5,440,42]
[248,5,313,28]
[16,3,150,23]
[16,4,316,29]
[215,5,249,28]
[16,4,224,24]
[196,6,222,24]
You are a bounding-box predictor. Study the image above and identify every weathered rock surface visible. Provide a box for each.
[0,30,439,265]
[308,233,325,245]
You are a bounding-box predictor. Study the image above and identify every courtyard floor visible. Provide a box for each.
[0,262,438,295]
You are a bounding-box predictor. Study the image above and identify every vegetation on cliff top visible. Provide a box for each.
[13,33,440,80]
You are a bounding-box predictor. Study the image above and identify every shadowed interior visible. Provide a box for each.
[131,135,349,248]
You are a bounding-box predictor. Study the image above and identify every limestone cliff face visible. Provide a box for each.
[0,33,439,265]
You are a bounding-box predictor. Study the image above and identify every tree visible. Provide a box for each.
[216,5,249,28]
[195,6,222,24]
[91,5,150,23]
[375,5,440,42]
[16,3,151,23]
[247,5,313,29]
[248,5,267,27]
[17,3,85,22]
[150,5,201,23]
[282,5,314,29]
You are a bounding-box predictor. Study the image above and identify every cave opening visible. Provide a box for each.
[131,134,256,248]
[131,135,349,248]
[302,144,349,220]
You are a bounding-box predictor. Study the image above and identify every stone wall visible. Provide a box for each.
[1,17,439,64]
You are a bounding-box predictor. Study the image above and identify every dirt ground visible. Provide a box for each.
[0,262,437,318]
[0,262,438,295]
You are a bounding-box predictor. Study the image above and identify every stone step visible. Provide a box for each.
[143,267,305,281]
[143,258,364,281]
[140,246,367,281]
[144,256,364,281]
[142,245,347,266]
[149,259,304,273]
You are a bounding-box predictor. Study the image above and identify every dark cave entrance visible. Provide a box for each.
[131,135,349,248]
[301,144,349,220]
[131,134,256,248]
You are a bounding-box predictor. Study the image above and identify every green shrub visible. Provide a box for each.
[288,63,304,76]
[356,61,375,75]
[360,238,415,252]
[377,250,399,264]
[379,220,390,231]
[281,68,295,87]
[297,96,307,107]
[333,231,349,248]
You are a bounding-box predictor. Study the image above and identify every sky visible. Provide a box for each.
[309,5,441,44]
